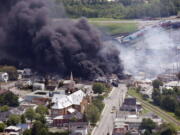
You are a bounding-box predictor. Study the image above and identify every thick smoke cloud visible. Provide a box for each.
[0,0,123,80]
[118,26,180,80]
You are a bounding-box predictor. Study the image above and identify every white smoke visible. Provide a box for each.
[117,26,180,79]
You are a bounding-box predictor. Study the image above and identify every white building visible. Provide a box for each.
[33,83,45,91]
[5,126,21,135]
[0,72,9,82]
[164,81,180,89]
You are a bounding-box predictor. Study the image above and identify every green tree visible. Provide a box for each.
[0,92,19,107]
[7,114,21,126]
[31,121,48,135]
[36,105,48,116]
[92,82,106,94]
[161,96,177,112]
[25,108,36,122]
[152,79,163,89]
[125,132,132,135]
[152,88,162,105]
[23,129,31,135]
[160,123,177,135]
[175,106,180,117]
[0,105,9,112]
[86,104,100,124]
[0,122,6,132]
[143,130,151,135]
[35,114,46,124]
[92,98,104,112]
[141,118,156,133]
[21,114,26,123]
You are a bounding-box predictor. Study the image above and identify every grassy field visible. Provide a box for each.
[128,89,180,130]
[90,21,138,35]
[88,18,128,21]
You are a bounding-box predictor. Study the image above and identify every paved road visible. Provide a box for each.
[92,84,127,135]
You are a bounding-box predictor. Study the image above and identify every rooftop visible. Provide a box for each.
[124,98,136,106]
[52,90,85,109]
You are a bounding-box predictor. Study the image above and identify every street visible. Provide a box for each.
[92,83,127,135]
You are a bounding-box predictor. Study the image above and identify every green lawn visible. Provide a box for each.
[141,106,151,115]
[88,18,128,21]
[90,22,138,35]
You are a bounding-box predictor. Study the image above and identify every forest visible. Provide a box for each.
[55,0,180,19]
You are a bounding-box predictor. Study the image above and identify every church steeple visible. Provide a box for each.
[68,72,75,93]
[70,72,73,81]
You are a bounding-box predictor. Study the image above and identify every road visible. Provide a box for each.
[92,84,127,135]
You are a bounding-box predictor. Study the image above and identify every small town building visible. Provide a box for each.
[63,72,76,93]
[157,73,177,82]
[0,133,10,135]
[22,68,32,78]
[5,126,21,135]
[163,81,180,89]
[17,70,24,80]
[51,90,87,117]
[0,72,9,82]
[113,122,128,135]
[120,97,141,112]
[32,83,45,91]
[52,112,83,127]
[15,79,32,89]
[16,124,30,132]
[114,115,142,130]
[69,122,89,135]
[0,111,11,122]
[24,90,50,105]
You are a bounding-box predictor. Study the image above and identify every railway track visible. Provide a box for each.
[128,93,180,126]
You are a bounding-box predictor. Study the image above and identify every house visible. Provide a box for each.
[16,124,30,132]
[22,68,32,78]
[113,122,128,135]
[24,90,50,105]
[0,111,11,122]
[53,112,83,127]
[5,126,21,135]
[157,73,177,82]
[69,122,89,135]
[17,70,24,80]
[32,83,45,91]
[51,90,89,127]
[0,72,8,82]
[0,107,25,122]
[0,133,10,135]
[19,102,37,112]
[15,79,32,89]
[46,80,58,91]
[143,112,163,125]
[164,81,180,89]
[95,76,108,83]
[120,98,137,112]
[51,90,88,117]
[9,108,24,116]
[114,115,142,130]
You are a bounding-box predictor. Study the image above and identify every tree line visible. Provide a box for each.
[55,0,180,19]
[152,79,180,118]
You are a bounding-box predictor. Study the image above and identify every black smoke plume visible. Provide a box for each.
[0,0,123,80]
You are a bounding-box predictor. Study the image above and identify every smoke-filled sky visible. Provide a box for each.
[118,26,180,80]
[0,0,123,80]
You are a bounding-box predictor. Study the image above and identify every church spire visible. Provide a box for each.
[70,72,73,81]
